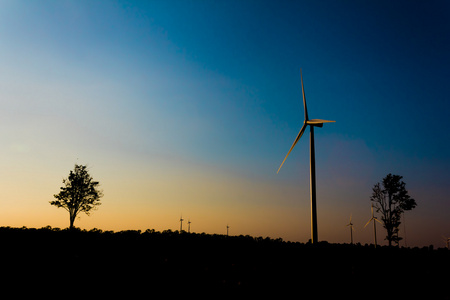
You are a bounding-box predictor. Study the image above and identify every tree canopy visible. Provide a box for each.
[50,164,103,229]
[370,173,416,246]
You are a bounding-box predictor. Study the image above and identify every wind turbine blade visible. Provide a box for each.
[375,218,382,224]
[301,69,308,121]
[307,119,336,125]
[277,123,307,174]
[364,219,372,228]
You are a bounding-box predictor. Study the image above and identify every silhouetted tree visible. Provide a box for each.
[50,164,103,229]
[370,173,416,246]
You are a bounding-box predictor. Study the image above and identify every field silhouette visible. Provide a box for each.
[1,226,448,298]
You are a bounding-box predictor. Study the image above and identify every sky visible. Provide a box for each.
[0,0,449,247]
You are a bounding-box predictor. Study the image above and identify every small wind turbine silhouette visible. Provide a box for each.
[346,214,355,244]
[277,69,335,244]
[188,219,191,233]
[364,203,382,248]
[179,214,184,232]
[443,236,450,249]
[226,224,229,236]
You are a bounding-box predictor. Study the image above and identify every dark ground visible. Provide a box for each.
[0,226,448,298]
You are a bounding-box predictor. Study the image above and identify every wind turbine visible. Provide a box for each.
[277,69,335,244]
[346,214,355,244]
[364,203,382,248]
[443,236,449,249]
[226,224,229,236]
[180,214,184,232]
[188,219,191,233]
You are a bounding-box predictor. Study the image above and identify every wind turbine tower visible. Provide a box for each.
[277,69,335,244]
[226,224,229,236]
[364,203,382,248]
[346,214,355,244]
[180,215,184,232]
[188,219,191,233]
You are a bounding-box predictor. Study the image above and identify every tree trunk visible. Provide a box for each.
[69,211,76,230]
[386,222,393,246]
[388,193,392,246]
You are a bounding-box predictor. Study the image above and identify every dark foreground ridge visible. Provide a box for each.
[1,226,448,298]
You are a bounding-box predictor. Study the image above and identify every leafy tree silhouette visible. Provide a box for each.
[50,164,103,229]
[370,173,416,246]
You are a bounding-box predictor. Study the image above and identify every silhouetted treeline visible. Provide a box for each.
[0,226,448,299]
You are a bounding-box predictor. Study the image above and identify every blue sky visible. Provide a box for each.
[0,0,449,247]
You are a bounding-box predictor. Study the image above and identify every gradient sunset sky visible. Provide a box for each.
[0,0,449,247]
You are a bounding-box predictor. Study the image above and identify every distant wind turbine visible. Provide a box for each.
[226,224,229,236]
[443,236,450,249]
[277,69,335,244]
[180,214,184,232]
[346,214,355,244]
[364,203,382,248]
[188,219,191,233]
